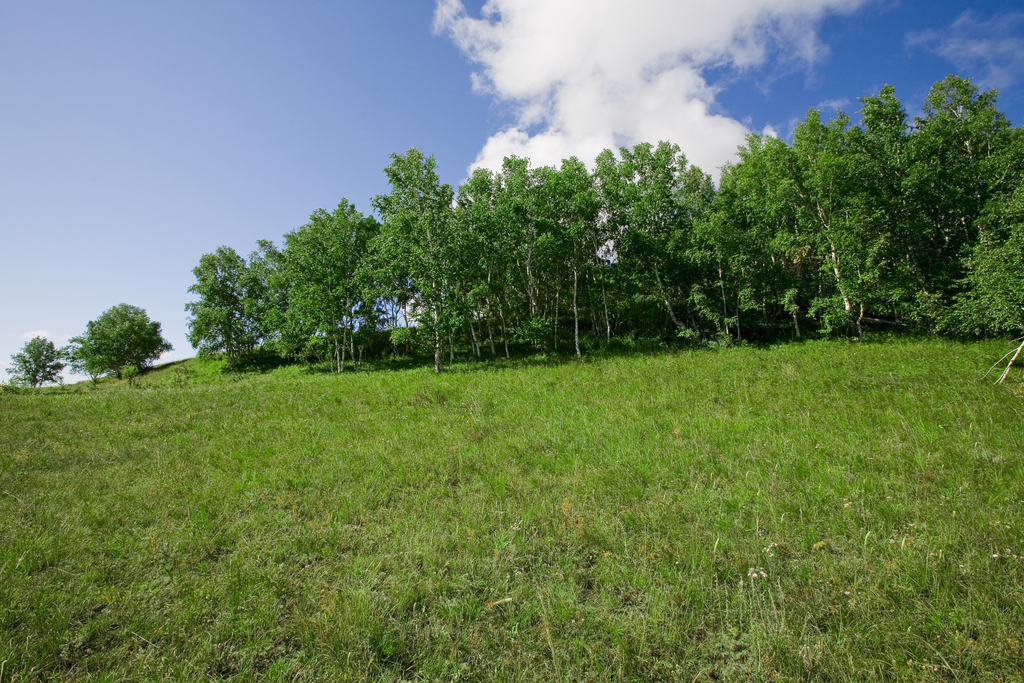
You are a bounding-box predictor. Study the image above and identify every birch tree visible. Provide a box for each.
[279,200,377,371]
[372,149,459,373]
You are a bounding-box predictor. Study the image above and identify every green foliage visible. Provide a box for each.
[185,246,269,370]
[489,155,553,350]
[181,75,1023,362]
[954,185,1024,336]
[702,76,1021,341]
[544,156,605,355]
[713,134,806,339]
[790,108,867,334]
[6,336,66,387]
[277,200,379,371]
[597,142,715,338]
[372,149,460,373]
[69,304,172,380]
[903,76,1018,327]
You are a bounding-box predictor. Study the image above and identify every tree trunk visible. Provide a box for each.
[524,255,538,317]
[226,321,236,371]
[736,291,742,341]
[718,263,730,337]
[487,314,496,357]
[498,302,510,358]
[653,263,687,330]
[433,309,442,374]
[831,246,852,313]
[349,302,359,370]
[485,271,497,358]
[554,291,559,351]
[469,317,481,358]
[403,301,411,356]
[573,268,581,357]
[601,278,611,342]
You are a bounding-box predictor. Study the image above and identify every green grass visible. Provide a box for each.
[1,339,1023,681]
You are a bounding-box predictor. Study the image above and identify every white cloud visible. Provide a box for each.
[907,11,1024,90]
[435,0,867,176]
[22,330,50,340]
[817,97,851,111]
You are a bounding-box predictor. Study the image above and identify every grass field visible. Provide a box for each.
[1,339,1023,682]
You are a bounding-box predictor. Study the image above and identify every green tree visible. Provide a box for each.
[455,167,508,358]
[185,246,267,369]
[955,181,1024,380]
[279,200,379,371]
[597,142,714,339]
[247,240,287,351]
[371,149,460,373]
[959,208,1024,383]
[7,336,66,387]
[711,134,807,341]
[903,76,1016,327]
[789,109,873,335]
[545,156,603,355]
[850,84,919,325]
[491,156,550,350]
[70,304,172,379]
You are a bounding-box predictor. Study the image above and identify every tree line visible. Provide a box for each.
[182,76,1024,374]
[13,74,1017,386]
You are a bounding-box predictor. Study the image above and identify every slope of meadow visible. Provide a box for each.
[1,340,1023,682]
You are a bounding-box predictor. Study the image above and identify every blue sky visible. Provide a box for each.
[2,0,1022,378]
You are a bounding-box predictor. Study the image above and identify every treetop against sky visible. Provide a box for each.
[2,0,1023,376]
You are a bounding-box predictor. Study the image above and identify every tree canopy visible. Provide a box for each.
[180,75,1023,374]
[185,246,269,369]
[70,304,172,379]
[6,336,66,387]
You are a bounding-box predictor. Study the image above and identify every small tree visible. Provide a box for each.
[7,336,66,387]
[185,246,269,370]
[70,304,173,379]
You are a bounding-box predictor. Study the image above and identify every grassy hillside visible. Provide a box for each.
[2,340,1023,681]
